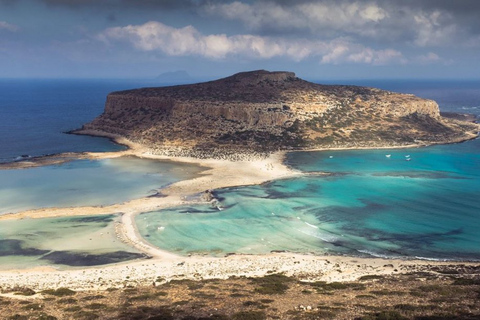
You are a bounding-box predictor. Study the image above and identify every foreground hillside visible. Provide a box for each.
[79,70,478,158]
[2,267,480,320]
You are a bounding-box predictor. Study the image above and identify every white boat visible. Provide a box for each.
[385,154,391,158]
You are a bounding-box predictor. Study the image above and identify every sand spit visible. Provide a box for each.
[0,142,300,222]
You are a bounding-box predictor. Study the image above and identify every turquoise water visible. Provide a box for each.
[0,214,145,269]
[137,138,480,260]
[0,156,204,214]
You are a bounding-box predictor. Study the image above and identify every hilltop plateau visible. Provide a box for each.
[78,70,479,158]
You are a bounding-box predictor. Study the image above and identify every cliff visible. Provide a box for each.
[80,70,479,158]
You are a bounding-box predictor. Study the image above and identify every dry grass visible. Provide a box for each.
[1,272,480,319]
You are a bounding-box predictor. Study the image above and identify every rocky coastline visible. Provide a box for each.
[77,70,479,160]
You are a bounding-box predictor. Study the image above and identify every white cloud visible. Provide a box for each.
[205,1,389,38]
[418,52,441,63]
[0,21,18,32]
[204,1,470,48]
[348,48,404,65]
[413,10,457,47]
[320,41,404,65]
[415,52,453,65]
[99,21,406,66]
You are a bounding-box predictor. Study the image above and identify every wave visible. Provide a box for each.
[296,228,338,243]
[305,222,318,229]
[413,256,449,262]
[356,249,402,260]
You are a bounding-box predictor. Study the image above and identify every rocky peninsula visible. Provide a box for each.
[77,70,479,159]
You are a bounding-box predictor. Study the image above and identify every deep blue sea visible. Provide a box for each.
[1,78,479,266]
[0,79,171,162]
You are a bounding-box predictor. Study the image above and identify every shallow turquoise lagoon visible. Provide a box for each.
[137,139,480,261]
[0,214,144,269]
[0,156,204,214]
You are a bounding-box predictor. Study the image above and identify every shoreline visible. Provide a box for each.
[1,250,479,292]
[1,129,479,291]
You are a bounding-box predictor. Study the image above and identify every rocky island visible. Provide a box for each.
[78,70,478,159]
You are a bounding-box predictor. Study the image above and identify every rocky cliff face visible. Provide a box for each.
[81,70,478,158]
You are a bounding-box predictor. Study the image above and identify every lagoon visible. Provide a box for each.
[0,156,204,214]
[137,138,480,261]
[0,214,144,270]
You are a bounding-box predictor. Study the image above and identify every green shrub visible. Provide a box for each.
[21,303,43,311]
[356,295,376,299]
[306,281,365,292]
[167,279,204,290]
[64,306,82,312]
[357,311,408,320]
[251,274,293,295]
[8,315,28,320]
[81,295,105,301]
[37,313,57,320]
[452,278,480,286]
[13,287,36,296]
[358,275,385,281]
[73,311,99,320]
[260,299,274,304]
[58,298,77,304]
[85,303,107,310]
[371,290,406,296]
[232,311,266,320]
[42,287,76,297]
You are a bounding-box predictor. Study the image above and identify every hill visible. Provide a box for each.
[78,70,479,159]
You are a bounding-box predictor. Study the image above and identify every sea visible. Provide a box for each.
[0,78,479,268]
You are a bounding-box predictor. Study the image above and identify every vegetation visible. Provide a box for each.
[250,273,294,294]
[41,287,76,297]
[2,272,480,319]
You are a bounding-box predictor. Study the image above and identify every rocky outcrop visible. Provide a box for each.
[80,70,479,158]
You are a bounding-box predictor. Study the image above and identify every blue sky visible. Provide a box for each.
[1,0,479,79]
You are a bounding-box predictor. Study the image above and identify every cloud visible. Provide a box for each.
[204,1,389,38]
[0,21,18,32]
[415,52,452,65]
[320,40,404,65]
[39,0,215,9]
[204,0,480,48]
[98,21,405,66]
[413,10,457,47]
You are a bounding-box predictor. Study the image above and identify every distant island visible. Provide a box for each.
[155,70,193,84]
[77,70,479,159]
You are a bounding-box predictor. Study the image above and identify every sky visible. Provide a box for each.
[1,0,479,80]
